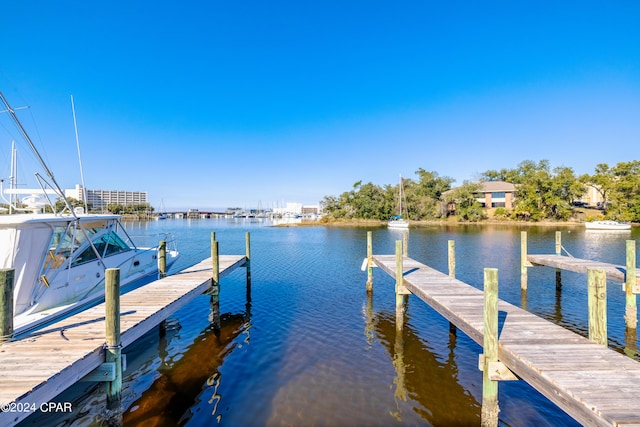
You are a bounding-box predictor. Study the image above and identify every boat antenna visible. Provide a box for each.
[10,140,16,214]
[70,95,88,213]
[0,91,74,214]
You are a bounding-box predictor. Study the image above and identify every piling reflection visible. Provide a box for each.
[373,310,481,425]
[122,311,248,426]
[555,270,563,324]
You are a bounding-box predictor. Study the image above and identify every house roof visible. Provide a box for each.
[480,181,516,193]
[442,181,516,196]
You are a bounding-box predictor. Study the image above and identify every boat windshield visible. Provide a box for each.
[44,224,93,270]
[43,223,133,269]
[71,231,132,267]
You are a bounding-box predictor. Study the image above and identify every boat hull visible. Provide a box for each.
[13,250,179,337]
[388,219,409,229]
[584,220,631,230]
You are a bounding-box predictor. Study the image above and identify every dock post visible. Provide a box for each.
[480,268,500,426]
[105,268,123,417]
[448,240,457,335]
[208,282,221,332]
[395,240,408,329]
[212,234,219,286]
[448,240,456,278]
[364,286,375,345]
[555,231,562,292]
[482,268,500,426]
[588,268,608,346]
[402,232,408,257]
[158,240,167,279]
[625,240,637,329]
[245,231,252,284]
[0,268,14,343]
[520,231,528,291]
[366,231,373,292]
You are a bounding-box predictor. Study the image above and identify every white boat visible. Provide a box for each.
[388,174,409,229]
[0,210,179,335]
[0,92,179,336]
[584,220,632,230]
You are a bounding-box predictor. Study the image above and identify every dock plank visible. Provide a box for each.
[373,254,640,427]
[0,255,246,426]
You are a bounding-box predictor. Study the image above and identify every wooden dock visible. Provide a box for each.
[372,253,640,427]
[0,255,246,426]
[527,254,640,285]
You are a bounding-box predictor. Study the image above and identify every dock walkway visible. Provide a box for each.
[0,255,246,426]
[373,254,640,427]
[527,253,640,284]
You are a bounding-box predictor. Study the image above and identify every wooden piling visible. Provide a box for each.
[105,268,122,411]
[448,240,455,278]
[588,268,608,346]
[208,283,221,331]
[448,240,457,335]
[402,232,408,257]
[366,231,373,292]
[482,268,500,426]
[158,240,167,279]
[395,240,409,329]
[395,240,403,315]
[245,231,252,284]
[555,232,562,290]
[0,268,14,343]
[212,236,219,286]
[520,231,528,290]
[625,240,637,329]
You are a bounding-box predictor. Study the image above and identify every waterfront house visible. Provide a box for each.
[443,181,516,216]
[475,181,516,209]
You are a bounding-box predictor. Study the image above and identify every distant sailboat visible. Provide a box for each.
[156,198,168,220]
[388,174,409,229]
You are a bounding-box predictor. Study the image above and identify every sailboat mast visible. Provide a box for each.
[398,173,403,215]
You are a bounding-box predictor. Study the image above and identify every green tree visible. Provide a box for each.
[405,169,454,219]
[606,161,640,221]
[441,181,485,221]
[350,182,393,220]
[106,203,125,214]
[483,160,584,221]
[581,163,616,207]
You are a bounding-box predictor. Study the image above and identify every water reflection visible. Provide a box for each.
[19,319,182,427]
[369,303,481,425]
[123,311,249,426]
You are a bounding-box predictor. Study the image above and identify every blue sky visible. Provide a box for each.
[1,1,639,210]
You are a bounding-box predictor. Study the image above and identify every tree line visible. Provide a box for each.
[320,160,640,222]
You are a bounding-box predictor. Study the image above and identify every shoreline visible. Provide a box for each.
[272,218,597,228]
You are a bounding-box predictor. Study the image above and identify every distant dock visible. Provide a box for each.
[365,231,640,426]
[0,234,249,426]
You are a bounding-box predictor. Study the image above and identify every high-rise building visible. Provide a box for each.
[66,185,148,210]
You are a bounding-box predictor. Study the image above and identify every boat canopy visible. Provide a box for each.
[0,223,52,314]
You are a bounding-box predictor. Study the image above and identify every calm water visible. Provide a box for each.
[20,220,640,427]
